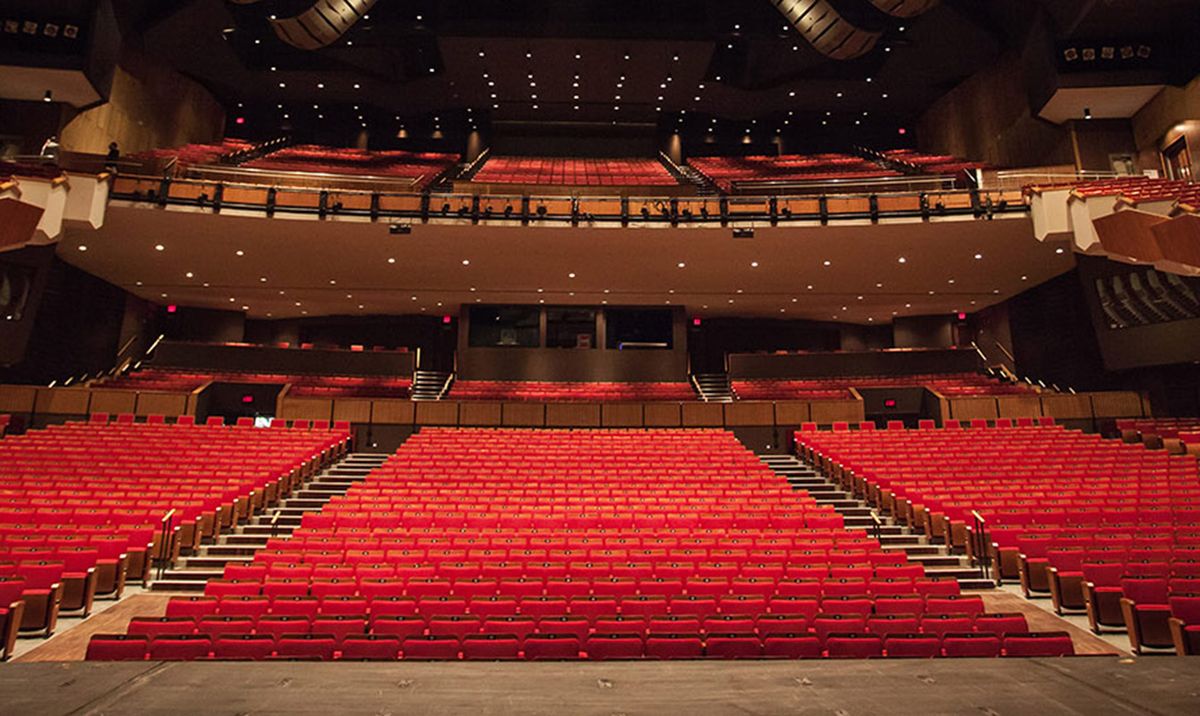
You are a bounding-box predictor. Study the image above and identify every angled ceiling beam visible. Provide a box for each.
[769,0,880,61]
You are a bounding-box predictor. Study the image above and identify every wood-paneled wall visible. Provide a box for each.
[0,385,195,419]
[945,391,1146,422]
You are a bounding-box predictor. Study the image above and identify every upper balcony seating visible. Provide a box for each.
[470,157,679,187]
[688,154,898,193]
[92,427,1074,660]
[97,368,412,399]
[881,150,987,176]
[1116,419,1200,441]
[732,373,1038,401]
[448,381,695,402]
[242,146,458,191]
[129,140,253,168]
[795,424,1200,652]
[1027,176,1200,213]
[0,421,347,651]
[0,161,66,185]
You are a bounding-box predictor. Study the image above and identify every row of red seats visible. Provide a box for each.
[472,157,678,187]
[86,628,1073,661]
[130,139,252,167]
[98,367,411,397]
[243,146,457,190]
[881,149,987,176]
[689,154,898,193]
[1117,418,1200,441]
[732,372,1038,401]
[449,381,696,402]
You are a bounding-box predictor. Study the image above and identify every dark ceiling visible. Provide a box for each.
[110,0,1199,146]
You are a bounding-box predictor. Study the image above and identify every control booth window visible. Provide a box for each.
[469,306,540,347]
[546,308,597,349]
[606,308,673,350]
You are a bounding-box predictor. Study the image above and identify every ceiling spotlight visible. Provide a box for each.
[42,90,53,103]
[154,244,164,251]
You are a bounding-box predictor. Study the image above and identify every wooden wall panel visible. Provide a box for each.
[546,403,601,428]
[502,403,545,427]
[774,401,811,425]
[0,385,37,413]
[372,399,415,425]
[332,399,373,423]
[34,388,91,415]
[1089,391,1145,418]
[949,397,1000,421]
[809,400,865,425]
[643,403,682,427]
[134,391,188,417]
[601,403,643,427]
[681,402,724,427]
[724,402,775,427]
[414,402,459,426]
[88,389,137,415]
[1041,393,1093,420]
[996,395,1043,419]
[277,397,333,422]
[460,402,502,426]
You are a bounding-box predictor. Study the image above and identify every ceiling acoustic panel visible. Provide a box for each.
[769,0,880,61]
[867,0,940,18]
[229,0,378,51]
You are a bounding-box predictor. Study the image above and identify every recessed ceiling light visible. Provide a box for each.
[154,244,164,251]
[294,301,301,306]
[677,262,686,268]
[568,272,576,278]
[260,277,267,282]
[974,253,983,260]
[750,261,759,268]
[823,260,831,266]
[185,272,193,278]
[241,305,249,310]
[1055,248,1065,254]
[897,257,907,264]
[78,245,87,252]
[329,280,336,285]
[235,250,244,256]
[462,259,470,266]
[1021,275,1028,281]
[388,258,396,264]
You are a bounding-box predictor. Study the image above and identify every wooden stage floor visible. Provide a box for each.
[1,656,1197,716]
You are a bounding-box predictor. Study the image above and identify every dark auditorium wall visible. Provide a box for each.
[1071,120,1139,173]
[892,316,953,350]
[1006,270,1107,391]
[0,247,55,368]
[839,324,893,353]
[971,302,1016,374]
[163,307,245,344]
[58,46,225,155]
[0,251,138,384]
[916,51,1074,169]
[687,318,843,374]
[245,315,455,370]
[1132,73,1200,178]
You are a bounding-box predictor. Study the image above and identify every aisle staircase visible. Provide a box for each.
[759,454,994,591]
[411,370,453,401]
[150,452,389,591]
[693,373,734,402]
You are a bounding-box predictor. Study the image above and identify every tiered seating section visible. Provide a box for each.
[130,140,253,167]
[448,381,695,402]
[90,428,1076,661]
[732,373,1038,401]
[243,146,458,190]
[0,420,347,658]
[882,150,986,176]
[688,154,898,193]
[796,423,1200,654]
[1030,176,1200,213]
[1117,419,1200,457]
[97,368,411,399]
[471,157,678,187]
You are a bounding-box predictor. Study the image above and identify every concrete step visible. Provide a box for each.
[160,568,223,582]
[219,534,270,547]
[182,556,250,570]
[150,579,207,592]
[239,525,296,537]
[201,545,265,557]
[907,554,969,568]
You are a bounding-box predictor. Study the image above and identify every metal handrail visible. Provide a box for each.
[970,509,992,583]
[869,510,884,543]
[155,509,176,581]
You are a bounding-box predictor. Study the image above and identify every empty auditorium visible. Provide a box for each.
[3,0,1200,713]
